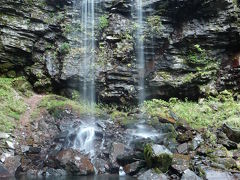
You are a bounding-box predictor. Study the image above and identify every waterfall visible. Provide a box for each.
[67,0,98,156]
[81,0,96,107]
[136,0,145,104]
[73,123,96,157]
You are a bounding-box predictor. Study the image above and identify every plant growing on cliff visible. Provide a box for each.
[187,44,212,65]
[147,15,163,35]
[58,42,70,55]
[98,15,109,30]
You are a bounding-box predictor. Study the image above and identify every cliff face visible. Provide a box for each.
[1,0,240,104]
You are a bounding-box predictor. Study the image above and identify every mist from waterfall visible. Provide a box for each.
[136,0,145,104]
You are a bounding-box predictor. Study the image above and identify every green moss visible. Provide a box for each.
[144,93,240,129]
[98,15,109,30]
[58,42,70,55]
[143,144,173,173]
[147,15,163,35]
[0,77,28,132]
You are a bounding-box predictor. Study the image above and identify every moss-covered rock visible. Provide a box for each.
[144,144,173,173]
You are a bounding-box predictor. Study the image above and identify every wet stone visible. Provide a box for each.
[4,156,21,175]
[138,169,168,180]
[181,169,202,180]
[0,132,10,139]
[0,163,11,178]
[177,143,188,154]
[204,169,233,180]
[171,154,190,174]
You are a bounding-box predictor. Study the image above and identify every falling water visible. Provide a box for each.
[66,0,98,157]
[72,122,96,157]
[136,0,145,104]
[81,0,96,107]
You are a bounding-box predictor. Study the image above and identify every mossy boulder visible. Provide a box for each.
[144,144,173,173]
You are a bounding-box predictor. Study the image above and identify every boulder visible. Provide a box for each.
[109,142,126,172]
[124,161,142,176]
[4,156,21,176]
[181,169,202,180]
[222,124,240,143]
[55,149,94,175]
[204,168,234,180]
[0,133,10,139]
[171,154,190,174]
[144,144,173,173]
[138,169,168,180]
[0,164,11,178]
[46,168,67,177]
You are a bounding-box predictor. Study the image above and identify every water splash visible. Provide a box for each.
[73,124,96,157]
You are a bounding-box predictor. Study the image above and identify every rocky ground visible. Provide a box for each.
[0,92,240,179]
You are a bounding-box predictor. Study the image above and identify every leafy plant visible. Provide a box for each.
[98,15,109,30]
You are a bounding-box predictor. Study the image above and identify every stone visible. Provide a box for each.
[4,156,21,175]
[222,124,240,143]
[181,169,202,180]
[55,149,94,175]
[0,132,10,139]
[177,130,193,143]
[171,154,190,174]
[6,141,15,150]
[152,144,172,156]
[92,158,107,174]
[21,145,30,153]
[204,169,233,180]
[177,143,188,154]
[46,168,67,177]
[144,144,173,173]
[0,164,11,178]
[124,161,141,175]
[109,142,125,172]
[28,147,41,154]
[0,153,12,163]
[138,169,168,180]
[117,151,144,166]
[192,134,204,150]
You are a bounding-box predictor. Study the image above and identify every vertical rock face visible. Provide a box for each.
[0,0,240,103]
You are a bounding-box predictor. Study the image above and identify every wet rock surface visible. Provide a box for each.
[1,0,240,102]
[0,108,239,179]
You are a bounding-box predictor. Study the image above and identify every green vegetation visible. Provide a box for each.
[143,144,173,173]
[147,15,163,35]
[143,91,240,129]
[0,77,28,132]
[98,15,109,30]
[187,44,213,66]
[58,42,70,55]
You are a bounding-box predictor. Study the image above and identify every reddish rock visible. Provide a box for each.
[55,149,94,175]
[4,156,21,176]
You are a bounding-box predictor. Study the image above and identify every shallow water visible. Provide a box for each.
[17,175,136,180]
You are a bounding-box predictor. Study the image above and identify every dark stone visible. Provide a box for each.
[0,164,11,178]
[222,124,240,143]
[28,147,41,154]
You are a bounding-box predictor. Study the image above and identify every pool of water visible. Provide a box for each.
[16,175,136,180]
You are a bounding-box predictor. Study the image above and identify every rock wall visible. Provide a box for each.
[0,0,240,104]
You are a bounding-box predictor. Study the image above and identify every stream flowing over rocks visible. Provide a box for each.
[0,109,240,179]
